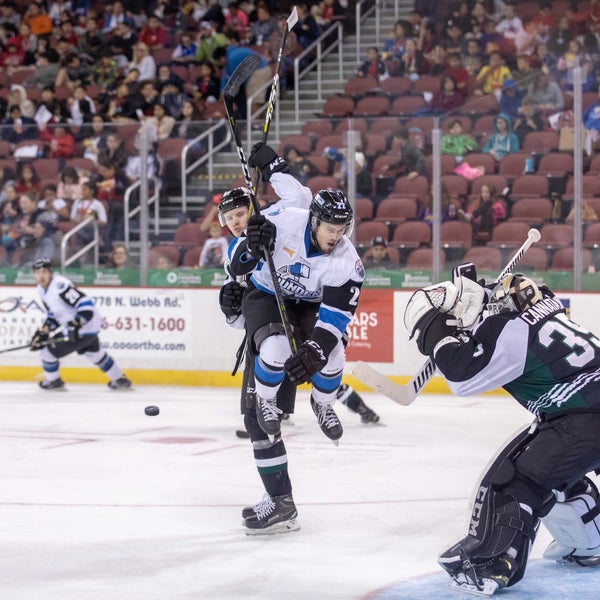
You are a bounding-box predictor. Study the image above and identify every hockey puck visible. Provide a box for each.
[236,429,251,439]
[144,405,160,416]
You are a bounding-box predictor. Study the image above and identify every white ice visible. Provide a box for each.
[0,382,573,599]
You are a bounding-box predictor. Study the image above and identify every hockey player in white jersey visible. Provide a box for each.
[404,269,600,596]
[30,258,132,391]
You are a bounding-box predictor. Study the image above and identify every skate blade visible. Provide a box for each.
[244,519,300,536]
[449,578,499,597]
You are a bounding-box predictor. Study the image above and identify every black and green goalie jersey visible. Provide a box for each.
[434,294,600,418]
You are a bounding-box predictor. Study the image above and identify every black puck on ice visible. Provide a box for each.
[145,405,160,416]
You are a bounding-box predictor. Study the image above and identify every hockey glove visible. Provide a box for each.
[29,329,49,351]
[67,319,82,343]
[219,281,244,319]
[411,310,458,357]
[284,339,327,384]
[246,214,276,261]
[248,142,290,182]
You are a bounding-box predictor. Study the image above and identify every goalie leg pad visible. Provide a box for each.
[543,476,600,564]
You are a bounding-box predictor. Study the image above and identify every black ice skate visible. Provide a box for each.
[39,378,65,391]
[447,552,516,597]
[256,395,282,436]
[336,384,380,424]
[242,492,272,519]
[243,493,300,535]
[310,396,343,444]
[108,376,132,390]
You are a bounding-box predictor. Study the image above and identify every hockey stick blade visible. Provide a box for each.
[224,54,261,98]
[352,360,435,406]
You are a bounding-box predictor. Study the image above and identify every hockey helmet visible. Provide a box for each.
[32,257,53,271]
[487,273,542,315]
[218,187,252,226]
[309,189,354,236]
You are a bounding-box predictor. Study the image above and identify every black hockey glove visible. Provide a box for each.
[67,319,82,343]
[246,214,276,261]
[248,142,290,182]
[413,310,458,357]
[284,339,327,384]
[219,281,244,319]
[29,329,49,351]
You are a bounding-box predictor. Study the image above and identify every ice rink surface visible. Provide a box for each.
[0,381,598,600]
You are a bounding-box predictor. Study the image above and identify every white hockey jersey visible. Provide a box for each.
[38,274,103,336]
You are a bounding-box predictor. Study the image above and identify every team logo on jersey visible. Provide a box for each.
[355,259,365,279]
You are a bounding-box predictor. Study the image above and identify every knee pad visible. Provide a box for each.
[257,334,291,370]
[543,476,600,558]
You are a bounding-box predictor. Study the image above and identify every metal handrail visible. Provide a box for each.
[355,0,380,64]
[60,215,99,272]
[293,22,345,123]
[123,176,161,247]
[180,119,232,211]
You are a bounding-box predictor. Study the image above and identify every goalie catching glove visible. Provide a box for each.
[284,339,327,384]
[246,214,276,261]
[404,277,486,357]
[248,142,290,182]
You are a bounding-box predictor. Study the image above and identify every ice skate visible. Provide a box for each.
[447,552,516,597]
[243,493,300,535]
[108,376,132,390]
[242,492,272,520]
[310,396,343,444]
[39,378,66,391]
[357,403,380,424]
[336,384,380,424]
[543,540,600,566]
[256,395,282,436]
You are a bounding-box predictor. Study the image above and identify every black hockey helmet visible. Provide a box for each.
[487,273,542,315]
[309,189,354,235]
[218,187,252,226]
[32,257,52,271]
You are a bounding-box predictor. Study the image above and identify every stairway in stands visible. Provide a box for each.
[153,1,413,246]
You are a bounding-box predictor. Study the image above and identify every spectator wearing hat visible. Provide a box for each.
[363,236,396,270]
[8,84,35,118]
[498,78,526,121]
[195,20,227,65]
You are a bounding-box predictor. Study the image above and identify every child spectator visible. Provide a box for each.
[356,46,388,81]
[482,113,520,161]
[458,183,505,243]
[198,221,228,269]
[440,119,479,162]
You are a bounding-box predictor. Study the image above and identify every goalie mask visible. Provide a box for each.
[487,274,542,316]
[218,187,252,226]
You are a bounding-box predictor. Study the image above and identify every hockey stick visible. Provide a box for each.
[353,228,542,405]
[223,54,297,353]
[0,334,67,354]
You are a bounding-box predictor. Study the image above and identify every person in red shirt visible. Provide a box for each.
[138,15,168,50]
[38,122,76,159]
[443,51,469,96]
[356,46,387,81]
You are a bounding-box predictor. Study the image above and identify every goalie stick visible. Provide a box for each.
[353,228,542,405]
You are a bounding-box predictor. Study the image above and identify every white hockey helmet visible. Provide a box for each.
[487,273,542,315]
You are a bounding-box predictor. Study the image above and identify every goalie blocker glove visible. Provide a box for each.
[284,339,327,384]
[219,281,244,319]
[248,142,290,182]
[246,214,276,261]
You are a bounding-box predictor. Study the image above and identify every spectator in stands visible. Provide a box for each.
[57,166,88,204]
[18,213,57,267]
[54,52,92,90]
[512,54,537,91]
[25,48,61,88]
[128,42,156,81]
[9,21,38,66]
[171,31,197,64]
[146,102,175,140]
[467,1,489,41]
[440,118,478,162]
[78,18,105,64]
[198,220,228,269]
[171,99,206,161]
[474,49,512,96]
[23,2,52,38]
[324,143,371,196]
[39,121,76,160]
[224,1,250,40]
[70,179,107,261]
[1,104,38,148]
[67,85,96,126]
[5,191,48,254]
[195,20,227,64]
[442,20,465,55]
[16,162,41,197]
[101,0,125,33]
[498,78,525,121]
[557,38,594,91]
[0,166,16,199]
[250,2,277,46]
[0,183,20,250]
[292,2,320,50]
[283,145,317,185]
[463,38,483,77]
[448,2,471,35]
[363,236,396,270]
[524,74,559,118]
[381,127,427,180]
[482,113,519,161]
[0,37,24,67]
[381,19,408,75]
[193,60,221,105]
[465,184,505,240]
[92,50,119,93]
[583,88,600,147]
[96,158,128,243]
[430,75,465,114]
[9,85,35,118]
[35,85,69,124]
[0,1,21,31]
[106,243,135,269]
[494,2,523,56]
[395,37,425,79]
[108,17,137,67]
[356,46,388,81]
[38,182,70,222]
[547,15,573,60]
[138,15,168,50]
[95,130,126,169]
[443,51,469,96]
[417,182,456,226]
[512,96,545,145]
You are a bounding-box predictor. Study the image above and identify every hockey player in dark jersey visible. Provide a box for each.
[30,258,132,391]
[404,271,600,596]
[217,162,376,535]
